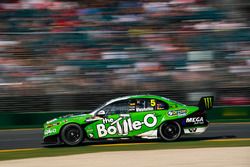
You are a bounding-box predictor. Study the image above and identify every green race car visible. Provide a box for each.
[43,95,214,146]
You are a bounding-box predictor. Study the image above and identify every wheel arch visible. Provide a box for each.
[59,122,87,142]
[157,120,183,141]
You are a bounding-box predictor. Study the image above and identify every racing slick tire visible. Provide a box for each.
[61,124,84,146]
[159,121,182,141]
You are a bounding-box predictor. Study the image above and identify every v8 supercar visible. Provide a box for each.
[43,95,214,146]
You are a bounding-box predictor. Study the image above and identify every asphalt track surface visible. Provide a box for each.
[0,123,250,150]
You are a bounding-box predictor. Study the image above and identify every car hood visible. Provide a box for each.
[45,113,93,125]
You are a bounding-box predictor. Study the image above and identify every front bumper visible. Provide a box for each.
[43,135,60,145]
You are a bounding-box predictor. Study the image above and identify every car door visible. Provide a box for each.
[85,100,130,139]
[126,98,169,137]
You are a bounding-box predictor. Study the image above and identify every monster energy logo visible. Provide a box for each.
[204,97,213,108]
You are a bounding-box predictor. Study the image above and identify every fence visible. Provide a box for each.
[0,105,249,129]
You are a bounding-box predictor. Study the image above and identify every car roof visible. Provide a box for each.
[92,94,185,115]
[106,94,172,105]
[129,94,168,100]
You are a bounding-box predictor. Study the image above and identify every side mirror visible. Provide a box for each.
[97,110,106,116]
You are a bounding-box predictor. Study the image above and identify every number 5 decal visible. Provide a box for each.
[150,99,156,107]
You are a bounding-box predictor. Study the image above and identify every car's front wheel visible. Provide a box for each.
[159,121,182,141]
[61,124,84,146]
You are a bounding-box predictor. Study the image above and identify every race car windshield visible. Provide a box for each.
[91,103,106,115]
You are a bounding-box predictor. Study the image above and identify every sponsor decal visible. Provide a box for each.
[188,128,197,133]
[44,128,56,135]
[129,103,135,106]
[168,109,187,116]
[186,117,204,125]
[136,107,154,112]
[96,114,157,137]
[184,127,207,134]
[204,97,213,109]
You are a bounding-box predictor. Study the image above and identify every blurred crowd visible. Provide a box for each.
[0,0,250,105]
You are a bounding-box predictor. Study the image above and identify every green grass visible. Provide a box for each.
[0,140,250,161]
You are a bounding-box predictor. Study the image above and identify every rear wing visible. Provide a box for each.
[198,96,214,111]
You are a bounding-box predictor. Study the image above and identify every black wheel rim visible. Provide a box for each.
[65,127,81,143]
[162,123,179,140]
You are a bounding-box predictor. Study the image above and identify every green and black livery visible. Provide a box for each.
[43,95,214,146]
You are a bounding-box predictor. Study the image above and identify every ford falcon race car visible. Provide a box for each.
[43,95,214,146]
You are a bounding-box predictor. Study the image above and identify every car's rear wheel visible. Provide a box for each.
[61,124,84,146]
[159,121,181,141]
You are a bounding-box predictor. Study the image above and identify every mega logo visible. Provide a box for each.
[97,114,157,137]
[186,117,204,125]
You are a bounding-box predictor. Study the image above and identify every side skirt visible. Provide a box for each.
[137,130,158,139]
